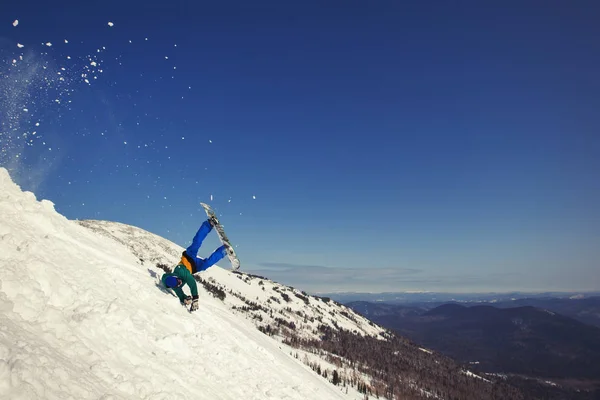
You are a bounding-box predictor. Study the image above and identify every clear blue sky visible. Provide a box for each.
[1,1,599,293]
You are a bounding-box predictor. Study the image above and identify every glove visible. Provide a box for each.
[190,296,199,312]
[182,296,193,306]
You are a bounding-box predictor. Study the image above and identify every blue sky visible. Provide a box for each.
[1,1,599,293]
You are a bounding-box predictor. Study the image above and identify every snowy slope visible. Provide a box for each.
[77,219,387,344]
[0,167,368,400]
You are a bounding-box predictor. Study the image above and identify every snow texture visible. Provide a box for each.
[461,370,491,383]
[0,168,370,400]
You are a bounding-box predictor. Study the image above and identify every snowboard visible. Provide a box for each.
[200,202,240,270]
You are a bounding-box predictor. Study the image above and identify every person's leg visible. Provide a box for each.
[185,220,213,259]
[196,245,227,272]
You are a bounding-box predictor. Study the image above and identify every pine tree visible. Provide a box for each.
[332,370,340,386]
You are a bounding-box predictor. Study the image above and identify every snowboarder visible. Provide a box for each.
[161,217,229,312]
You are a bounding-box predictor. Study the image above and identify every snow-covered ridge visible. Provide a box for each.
[76,218,388,343]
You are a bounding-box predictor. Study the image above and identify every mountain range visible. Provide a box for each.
[347,301,600,399]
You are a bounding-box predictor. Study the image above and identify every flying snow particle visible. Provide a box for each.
[209,139,212,143]
[17,43,24,48]
[124,141,127,145]
[181,136,185,140]
[145,37,148,41]
[67,56,71,59]
[12,59,16,64]
[165,56,169,60]
[23,108,28,112]
[64,39,69,43]
[84,79,90,84]
[90,61,97,66]
[45,42,52,47]
[108,22,114,27]
[13,20,19,27]
[252,195,256,200]
[35,122,40,126]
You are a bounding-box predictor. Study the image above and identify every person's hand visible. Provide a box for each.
[182,296,193,306]
[190,296,199,312]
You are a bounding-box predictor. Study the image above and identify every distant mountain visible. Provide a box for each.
[323,291,600,305]
[424,304,600,379]
[483,297,600,329]
[347,300,600,399]
[347,295,600,329]
[344,301,426,318]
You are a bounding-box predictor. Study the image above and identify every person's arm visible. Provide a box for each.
[172,286,187,303]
